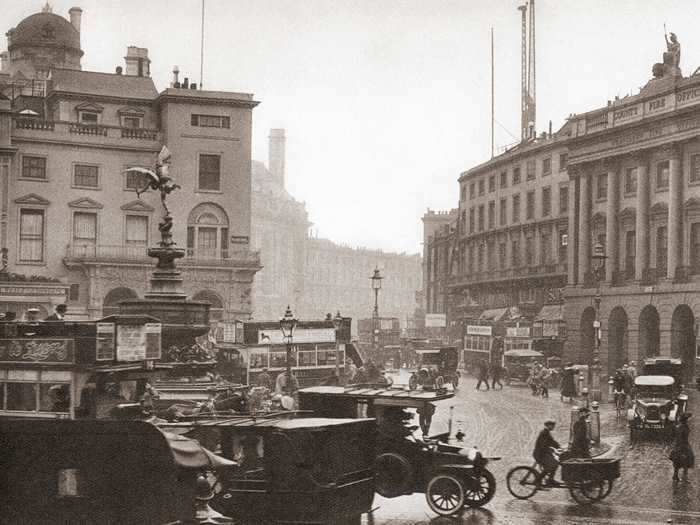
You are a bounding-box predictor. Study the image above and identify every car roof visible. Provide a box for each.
[504,349,544,357]
[635,375,675,387]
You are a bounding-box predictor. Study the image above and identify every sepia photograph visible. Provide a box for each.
[1,1,700,523]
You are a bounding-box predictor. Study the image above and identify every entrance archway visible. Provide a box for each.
[102,287,138,317]
[639,305,660,358]
[580,307,596,366]
[671,304,696,384]
[608,306,628,376]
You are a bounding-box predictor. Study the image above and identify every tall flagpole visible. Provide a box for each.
[491,27,494,158]
[200,0,205,88]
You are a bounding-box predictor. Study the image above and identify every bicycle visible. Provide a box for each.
[613,390,626,418]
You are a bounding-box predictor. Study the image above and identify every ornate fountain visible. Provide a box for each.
[118,147,211,355]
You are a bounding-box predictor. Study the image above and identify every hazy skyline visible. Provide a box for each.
[6,1,700,254]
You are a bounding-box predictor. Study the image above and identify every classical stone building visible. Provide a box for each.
[564,45,700,383]
[0,5,260,321]
[250,129,310,321]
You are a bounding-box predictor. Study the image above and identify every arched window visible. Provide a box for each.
[192,290,225,322]
[187,204,230,260]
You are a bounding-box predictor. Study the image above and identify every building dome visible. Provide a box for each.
[8,12,81,54]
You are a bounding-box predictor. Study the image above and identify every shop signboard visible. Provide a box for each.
[467,325,492,336]
[425,313,447,328]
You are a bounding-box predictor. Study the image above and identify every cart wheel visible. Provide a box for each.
[569,478,605,504]
[426,472,465,516]
[506,466,540,500]
[408,374,418,390]
[462,468,496,507]
[600,479,614,499]
[435,376,445,389]
[374,453,413,498]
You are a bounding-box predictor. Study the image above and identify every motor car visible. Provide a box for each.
[503,349,545,384]
[408,345,460,390]
[298,385,499,517]
[627,374,687,441]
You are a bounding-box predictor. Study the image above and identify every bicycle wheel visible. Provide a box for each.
[569,478,605,504]
[506,466,540,500]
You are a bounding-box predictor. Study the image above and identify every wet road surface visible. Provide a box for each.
[362,370,700,524]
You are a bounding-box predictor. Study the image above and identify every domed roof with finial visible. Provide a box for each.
[8,4,81,54]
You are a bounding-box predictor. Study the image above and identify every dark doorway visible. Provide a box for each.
[639,305,660,358]
[580,307,596,366]
[671,305,696,384]
[608,307,628,376]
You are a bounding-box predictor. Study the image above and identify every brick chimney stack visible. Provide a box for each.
[124,46,151,77]
[69,7,82,33]
[268,129,286,187]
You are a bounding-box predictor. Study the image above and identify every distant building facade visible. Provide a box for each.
[0,6,260,321]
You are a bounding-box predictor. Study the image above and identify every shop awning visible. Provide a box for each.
[534,304,564,322]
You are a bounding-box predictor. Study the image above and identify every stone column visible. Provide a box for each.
[635,155,650,281]
[535,225,542,266]
[667,144,683,280]
[567,176,578,285]
[578,170,591,284]
[605,160,619,282]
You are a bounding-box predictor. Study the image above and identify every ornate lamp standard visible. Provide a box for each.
[370,268,383,357]
[279,305,298,375]
[332,311,343,380]
[590,241,607,399]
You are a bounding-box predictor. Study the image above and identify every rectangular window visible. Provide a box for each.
[597,173,608,199]
[691,154,700,183]
[73,164,98,188]
[73,212,97,246]
[512,240,520,267]
[625,230,636,278]
[526,191,535,220]
[122,116,141,129]
[487,240,495,268]
[542,187,551,217]
[125,168,147,191]
[692,223,700,273]
[526,160,535,180]
[559,231,568,262]
[559,153,568,171]
[488,201,495,229]
[525,237,534,266]
[656,160,669,190]
[6,382,37,411]
[499,198,507,226]
[125,215,148,246]
[79,111,99,124]
[541,232,552,264]
[625,167,638,194]
[469,208,475,233]
[656,226,667,273]
[542,157,551,176]
[512,194,521,223]
[191,114,231,128]
[478,179,485,196]
[500,171,508,188]
[69,283,80,301]
[478,205,484,232]
[559,186,569,214]
[21,156,46,180]
[198,154,221,191]
[477,244,484,271]
[488,176,496,193]
[19,209,44,262]
[499,242,507,268]
[513,166,521,185]
[469,183,475,199]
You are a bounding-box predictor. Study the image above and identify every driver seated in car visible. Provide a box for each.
[533,419,561,486]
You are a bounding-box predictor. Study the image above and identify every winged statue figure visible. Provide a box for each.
[125,146,181,215]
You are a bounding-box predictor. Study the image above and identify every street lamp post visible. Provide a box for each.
[590,241,607,400]
[370,268,383,358]
[279,305,298,375]
[332,311,343,381]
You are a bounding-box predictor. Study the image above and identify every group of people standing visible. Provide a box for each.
[474,359,504,390]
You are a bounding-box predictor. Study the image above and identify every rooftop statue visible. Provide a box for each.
[653,27,681,79]
[126,146,181,248]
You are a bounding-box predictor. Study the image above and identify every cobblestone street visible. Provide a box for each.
[365,372,700,524]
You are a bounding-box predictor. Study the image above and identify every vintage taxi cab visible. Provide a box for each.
[628,374,687,440]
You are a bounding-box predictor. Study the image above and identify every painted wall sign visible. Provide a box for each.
[466,325,492,336]
[257,327,336,345]
[0,339,74,364]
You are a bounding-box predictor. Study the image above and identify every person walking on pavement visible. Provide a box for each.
[537,365,551,398]
[569,407,592,458]
[475,359,490,391]
[670,412,694,482]
[560,362,577,402]
[490,361,503,390]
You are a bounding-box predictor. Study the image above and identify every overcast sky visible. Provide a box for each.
[7,1,700,254]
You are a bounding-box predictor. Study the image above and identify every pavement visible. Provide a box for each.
[361,370,700,525]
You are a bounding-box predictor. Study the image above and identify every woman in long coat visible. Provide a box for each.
[560,363,577,401]
[670,413,694,482]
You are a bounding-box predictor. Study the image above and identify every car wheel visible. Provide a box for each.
[506,466,539,500]
[374,453,413,498]
[426,472,465,516]
[452,373,459,389]
[462,468,496,507]
[408,375,418,390]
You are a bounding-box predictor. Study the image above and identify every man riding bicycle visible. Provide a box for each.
[611,369,627,411]
[533,419,562,486]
